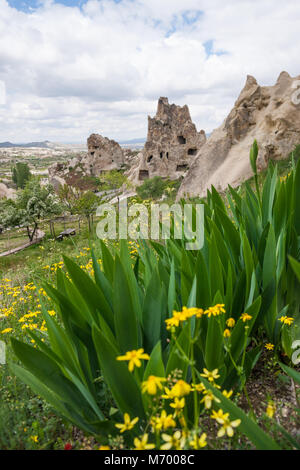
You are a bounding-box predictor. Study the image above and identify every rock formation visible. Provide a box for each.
[49,134,126,191]
[127,97,206,184]
[177,72,300,198]
[0,182,16,199]
[84,134,125,175]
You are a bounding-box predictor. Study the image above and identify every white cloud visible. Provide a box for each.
[0,0,299,142]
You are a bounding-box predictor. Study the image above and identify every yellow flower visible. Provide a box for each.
[166,307,207,329]
[226,318,236,328]
[222,389,233,399]
[141,375,166,395]
[99,445,110,450]
[211,409,229,422]
[200,390,220,409]
[266,401,276,419]
[170,380,191,397]
[116,349,150,372]
[200,368,220,383]
[240,313,252,322]
[115,413,139,433]
[204,304,226,318]
[279,316,294,326]
[161,387,176,400]
[170,397,185,412]
[211,410,241,437]
[161,431,185,450]
[265,343,274,351]
[1,328,13,334]
[165,309,188,329]
[192,383,206,393]
[151,410,176,431]
[30,435,38,443]
[190,432,207,449]
[223,329,231,338]
[134,434,155,450]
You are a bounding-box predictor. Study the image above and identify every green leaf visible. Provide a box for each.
[279,362,300,385]
[92,325,145,419]
[63,255,113,329]
[289,256,300,284]
[142,269,164,352]
[113,255,140,352]
[143,341,165,379]
[250,140,259,174]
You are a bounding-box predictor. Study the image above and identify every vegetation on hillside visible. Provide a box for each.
[0,143,299,450]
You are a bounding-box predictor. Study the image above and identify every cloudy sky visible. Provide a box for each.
[0,0,299,143]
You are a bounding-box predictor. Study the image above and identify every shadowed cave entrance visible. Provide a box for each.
[176,164,188,171]
[139,170,149,180]
[177,136,186,145]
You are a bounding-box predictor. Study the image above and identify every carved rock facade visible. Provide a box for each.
[127,97,206,184]
[178,72,300,198]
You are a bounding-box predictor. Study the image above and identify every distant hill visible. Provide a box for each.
[0,141,51,148]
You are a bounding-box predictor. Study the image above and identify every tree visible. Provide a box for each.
[58,184,80,214]
[136,176,166,200]
[0,179,62,241]
[73,191,99,233]
[100,170,131,191]
[11,162,31,189]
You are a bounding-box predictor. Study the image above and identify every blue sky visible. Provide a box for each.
[8,0,88,11]
[0,0,299,142]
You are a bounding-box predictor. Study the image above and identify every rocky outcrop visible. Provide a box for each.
[0,182,16,199]
[127,97,206,184]
[178,72,300,198]
[48,134,125,192]
[84,133,125,175]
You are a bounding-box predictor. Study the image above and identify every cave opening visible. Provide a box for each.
[176,164,188,172]
[177,136,186,145]
[139,170,149,180]
[188,148,197,156]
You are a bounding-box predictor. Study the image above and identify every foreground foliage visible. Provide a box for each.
[6,143,300,449]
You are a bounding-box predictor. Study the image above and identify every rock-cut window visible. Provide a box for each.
[177,136,186,145]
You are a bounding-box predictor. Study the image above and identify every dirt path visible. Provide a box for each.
[0,230,45,257]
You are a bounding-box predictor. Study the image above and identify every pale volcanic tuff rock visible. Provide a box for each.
[0,182,16,199]
[84,133,125,175]
[177,72,300,198]
[126,97,206,184]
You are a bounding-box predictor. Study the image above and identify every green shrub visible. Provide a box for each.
[136,176,166,200]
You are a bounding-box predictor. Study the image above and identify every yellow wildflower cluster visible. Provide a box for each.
[165,304,226,330]
[112,355,240,449]
[0,277,53,337]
